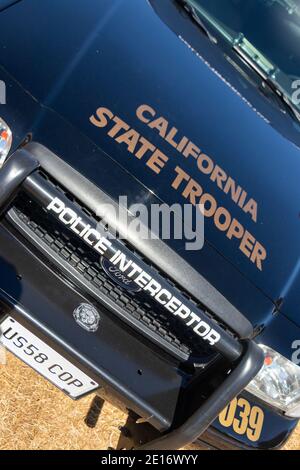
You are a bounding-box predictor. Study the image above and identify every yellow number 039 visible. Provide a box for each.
[219,398,264,442]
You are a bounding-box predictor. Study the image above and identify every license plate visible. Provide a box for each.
[0,317,99,398]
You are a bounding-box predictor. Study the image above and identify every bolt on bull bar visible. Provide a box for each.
[0,148,264,449]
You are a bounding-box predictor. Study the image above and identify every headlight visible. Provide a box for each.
[0,118,12,168]
[246,345,300,418]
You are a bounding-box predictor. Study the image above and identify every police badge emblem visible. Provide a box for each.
[73,303,100,332]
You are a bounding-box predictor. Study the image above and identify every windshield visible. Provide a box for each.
[185,0,300,113]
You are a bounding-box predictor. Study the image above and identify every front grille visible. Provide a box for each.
[10,189,218,364]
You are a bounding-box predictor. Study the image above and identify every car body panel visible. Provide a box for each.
[0,0,300,450]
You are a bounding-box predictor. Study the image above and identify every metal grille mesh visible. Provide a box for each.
[12,193,216,363]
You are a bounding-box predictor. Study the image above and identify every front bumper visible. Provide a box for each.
[0,146,294,449]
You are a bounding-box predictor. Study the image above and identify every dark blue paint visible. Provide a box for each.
[0,0,300,448]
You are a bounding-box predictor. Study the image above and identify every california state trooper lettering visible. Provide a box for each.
[90,105,267,271]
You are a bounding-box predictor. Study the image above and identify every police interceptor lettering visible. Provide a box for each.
[47,197,221,347]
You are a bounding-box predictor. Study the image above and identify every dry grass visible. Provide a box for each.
[0,353,298,450]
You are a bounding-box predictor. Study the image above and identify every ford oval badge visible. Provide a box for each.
[101,257,141,293]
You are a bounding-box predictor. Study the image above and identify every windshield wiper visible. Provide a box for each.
[263,76,300,122]
[175,0,217,44]
[233,44,300,123]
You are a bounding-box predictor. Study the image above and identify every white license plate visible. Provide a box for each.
[0,317,99,398]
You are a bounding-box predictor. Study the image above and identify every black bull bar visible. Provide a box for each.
[0,148,264,450]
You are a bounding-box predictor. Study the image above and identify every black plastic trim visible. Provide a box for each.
[137,341,264,450]
[0,148,39,217]
[23,142,253,339]
[7,207,194,363]
[20,171,242,362]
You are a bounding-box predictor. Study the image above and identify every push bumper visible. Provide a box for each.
[0,148,265,449]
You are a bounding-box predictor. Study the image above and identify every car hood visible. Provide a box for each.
[0,0,300,329]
